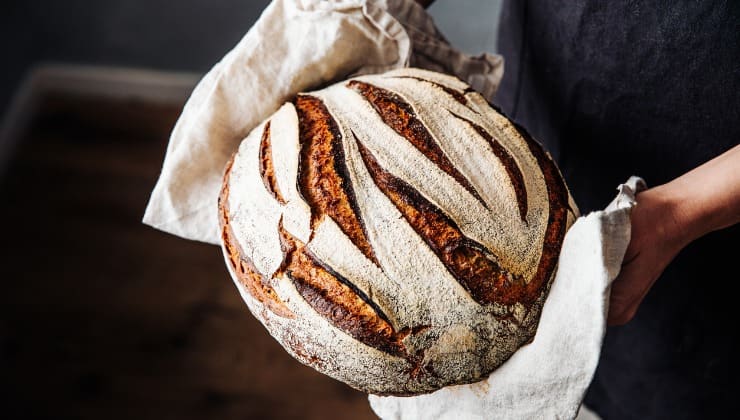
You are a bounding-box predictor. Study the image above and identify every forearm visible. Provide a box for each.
[647,144,740,248]
[608,144,740,325]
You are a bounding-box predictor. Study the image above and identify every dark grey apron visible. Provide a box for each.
[496,1,740,418]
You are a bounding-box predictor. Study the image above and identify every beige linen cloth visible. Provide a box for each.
[143,1,642,418]
[143,0,502,243]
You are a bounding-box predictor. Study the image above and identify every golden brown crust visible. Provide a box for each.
[294,94,379,265]
[258,122,286,205]
[219,69,576,396]
[355,136,526,308]
[222,146,412,368]
[349,106,568,308]
[223,98,411,357]
[347,80,486,208]
[515,123,570,305]
[395,75,469,105]
[275,220,407,357]
[219,156,293,318]
[450,111,528,222]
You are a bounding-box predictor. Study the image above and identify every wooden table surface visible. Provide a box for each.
[0,93,377,420]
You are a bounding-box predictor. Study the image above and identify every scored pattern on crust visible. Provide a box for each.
[346,80,487,209]
[276,217,406,356]
[258,121,287,205]
[220,68,577,395]
[356,136,529,307]
[449,111,528,221]
[295,95,379,265]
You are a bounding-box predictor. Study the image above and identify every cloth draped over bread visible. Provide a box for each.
[143,0,503,244]
[143,0,641,418]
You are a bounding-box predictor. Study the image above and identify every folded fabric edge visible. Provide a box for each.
[142,201,221,245]
[141,0,416,244]
[367,176,644,419]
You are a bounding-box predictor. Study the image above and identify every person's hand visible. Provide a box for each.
[607,188,687,325]
[607,145,740,325]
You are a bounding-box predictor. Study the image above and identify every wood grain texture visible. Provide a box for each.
[0,93,376,420]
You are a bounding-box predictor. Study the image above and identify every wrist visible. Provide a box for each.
[648,180,717,248]
[651,145,740,244]
[635,184,695,252]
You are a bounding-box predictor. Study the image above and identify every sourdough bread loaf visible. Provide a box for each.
[218,68,577,395]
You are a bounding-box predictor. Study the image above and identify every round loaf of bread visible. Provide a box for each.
[218,68,577,395]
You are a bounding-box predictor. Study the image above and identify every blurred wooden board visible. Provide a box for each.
[0,92,377,420]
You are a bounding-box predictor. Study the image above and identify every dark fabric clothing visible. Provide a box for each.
[496,1,740,419]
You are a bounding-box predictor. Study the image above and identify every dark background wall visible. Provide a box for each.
[1,0,272,114]
[0,0,501,119]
